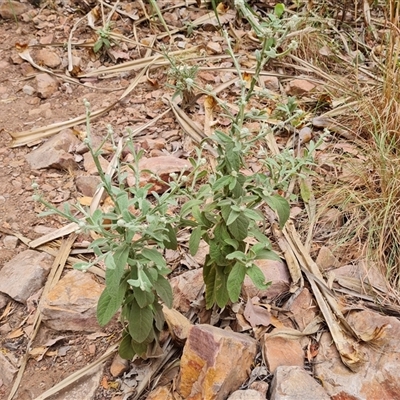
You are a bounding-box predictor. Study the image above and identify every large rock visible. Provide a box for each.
[263,335,304,373]
[40,270,104,332]
[315,309,400,399]
[270,366,330,400]
[0,250,54,303]
[178,324,257,400]
[26,129,80,170]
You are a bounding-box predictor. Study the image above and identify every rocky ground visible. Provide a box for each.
[1,1,400,399]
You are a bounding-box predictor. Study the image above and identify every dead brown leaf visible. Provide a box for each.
[244,297,272,328]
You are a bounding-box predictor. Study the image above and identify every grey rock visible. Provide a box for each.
[0,249,54,303]
[270,366,330,400]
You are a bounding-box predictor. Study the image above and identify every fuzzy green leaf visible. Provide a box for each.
[204,264,217,309]
[152,301,165,331]
[227,262,246,302]
[243,208,264,221]
[274,3,285,17]
[225,251,246,261]
[164,223,178,250]
[131,340,148,358]
[119,331,135,360]
[128,301,153,343]
[93,39,103,53]
[153,275,173,308]
[228,213,249,241]
[134,289,155,308]
[213,175,233,191]
[299,178,312,203]
[215,268,229,308]
[254,249,281,261]
[141,248,166,269]
[246,264,271,290]
[97,286,124,326]
[226,210,240,226]
[189,226,202,256]
[265,195,290,229]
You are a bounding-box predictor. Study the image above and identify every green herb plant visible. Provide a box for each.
[94,24,112,53]
[32,2,313,359]
[178,4,302,309]
[33,112,205,359]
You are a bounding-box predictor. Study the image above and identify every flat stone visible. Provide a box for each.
[0,249,54,303]
[0,1,30,18]
[207,41,223,54]
[26,129,80,170]
[243,259,290,300]
[40,270,104,332]
[227,389,265,400]
[126,156,192,194]
[22,85,35,96]
[35,72,59,99]
[3,235,18,249]
[262,75,279,92]
[316,246,339,271]
[263,335,304,373]
[170,268,204,313]
[288,288,319,331]
[48,364,103,400]
[0,352,18,386]
[286,79,316,96]
[75,175,102,197]
[314,309,400,400]
[36,48,61,68]
[270,366,330,400]
[178,324,257,400]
